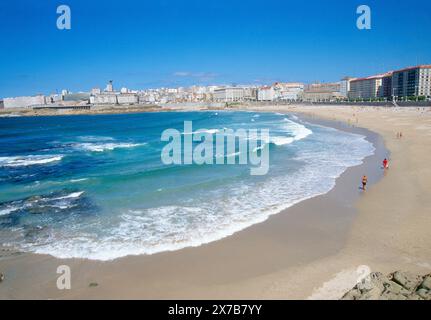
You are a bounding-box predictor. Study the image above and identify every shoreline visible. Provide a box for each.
[0,109,389,299]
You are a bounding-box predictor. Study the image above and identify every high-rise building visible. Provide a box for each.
[391,65,431,98]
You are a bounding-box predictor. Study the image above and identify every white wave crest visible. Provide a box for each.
[0,155,63,167]
[75,142,145,152]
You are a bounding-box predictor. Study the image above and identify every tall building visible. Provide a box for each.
[348,72,392,100]
[392,65,431,98]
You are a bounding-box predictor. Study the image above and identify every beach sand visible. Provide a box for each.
[0,105,430,299]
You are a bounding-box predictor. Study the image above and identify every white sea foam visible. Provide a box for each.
[70,178,89,183]
[0,206,20,216]
[0,114,22,118]
[74,142,145,152]
[51,191,84,201]
[78,136,115,142]
[182,129,221,135]
[270,136,294,146]
[0,155,63,167]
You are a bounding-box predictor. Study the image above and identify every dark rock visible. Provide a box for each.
[0,273,4,282]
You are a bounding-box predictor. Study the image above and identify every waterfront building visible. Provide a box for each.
[348,72,392,100]
[257,86,276,101]
[273,82,304,101]
[117,93,139,105]
[340,77,356,98]
[0,100,4,109]
[391,65,431,99]
[302,82,343,102]
[63,92,91,103]
[90,92,118,105]
[213,87,247,102]
[3,95,46,109]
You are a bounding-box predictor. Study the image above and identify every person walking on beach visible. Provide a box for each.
[362,175,368,191]
[383,158,389,170]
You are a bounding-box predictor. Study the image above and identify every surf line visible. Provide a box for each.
[161,121,270,176]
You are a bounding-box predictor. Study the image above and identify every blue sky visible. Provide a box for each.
[0,0,430,98]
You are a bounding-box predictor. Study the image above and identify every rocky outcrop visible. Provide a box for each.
[342,271,431,300]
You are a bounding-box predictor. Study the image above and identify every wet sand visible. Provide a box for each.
[1,106,429,299]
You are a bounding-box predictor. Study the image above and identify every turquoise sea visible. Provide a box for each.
[0,111,374,260]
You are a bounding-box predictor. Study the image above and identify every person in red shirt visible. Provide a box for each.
[383,158,389,169]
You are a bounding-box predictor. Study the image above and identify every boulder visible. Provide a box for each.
[420,275,431,291]
[391,271,422,291]
[341,271,431,300]
[416,288,431,300]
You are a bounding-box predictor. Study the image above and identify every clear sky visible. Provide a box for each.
[0,0,430,98]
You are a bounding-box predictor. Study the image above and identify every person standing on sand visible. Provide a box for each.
[383,158,389,169]
[362,175,368,191]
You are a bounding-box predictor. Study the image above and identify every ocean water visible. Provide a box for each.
[0,111,375,260]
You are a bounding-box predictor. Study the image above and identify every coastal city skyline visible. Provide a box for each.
[2,63,430,109]
[1,0,431,98]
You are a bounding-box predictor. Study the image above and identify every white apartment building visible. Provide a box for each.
[258,86,276,101]
[213,87,246,102]
[117,93,138,105]
[348,73,392,99]
[3,95,46,109]
[273,82,304,101]
[90,92,118,105]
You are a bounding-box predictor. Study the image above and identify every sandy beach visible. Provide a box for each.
[1,105,430,299]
